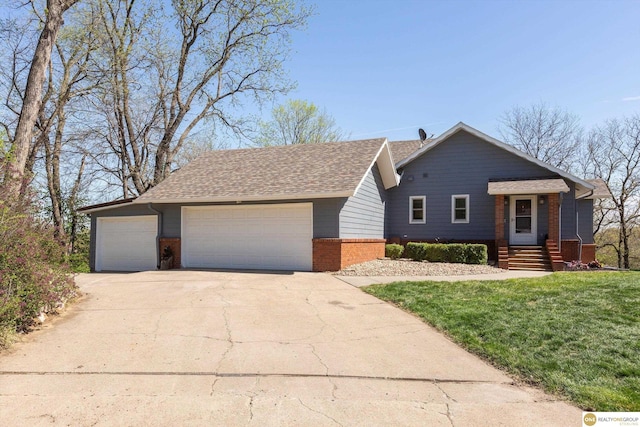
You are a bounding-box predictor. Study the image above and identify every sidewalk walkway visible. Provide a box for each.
[335,270,552,287]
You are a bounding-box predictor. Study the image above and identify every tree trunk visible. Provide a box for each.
[4,0,77,197]
[617,227,624,269]
[45,111,66,239]
[68,154,86,254]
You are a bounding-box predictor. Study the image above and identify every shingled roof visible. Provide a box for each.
[135,138,398,204]
[389,140,427,164]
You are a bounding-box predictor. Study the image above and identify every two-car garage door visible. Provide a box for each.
[182,203,313,271]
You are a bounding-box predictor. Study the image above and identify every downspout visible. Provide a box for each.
[147,203,162,269]
[575,189,595,263]
[575,211,582,262]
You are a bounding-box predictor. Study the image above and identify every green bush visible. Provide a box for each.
[0,182,77,347]
[68,253,90,273]
[405,242,488,265]
[424,244,448,262]
[405,242,427,261]
[445,244,467,263]
[385,244,404,259]
[465,244,488,264]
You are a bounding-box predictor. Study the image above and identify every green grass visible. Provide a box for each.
[364,272,640,411]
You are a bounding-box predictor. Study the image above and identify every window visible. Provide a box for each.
[451,195,469,223]
[409,196,426,224]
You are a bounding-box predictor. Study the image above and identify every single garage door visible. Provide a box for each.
[182,203,312,271]
[96,216,157,272]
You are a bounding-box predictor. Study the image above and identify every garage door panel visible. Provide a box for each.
[96,216,157,272]
[182,204,312,271]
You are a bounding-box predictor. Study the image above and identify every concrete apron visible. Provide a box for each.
[0,271,579,426]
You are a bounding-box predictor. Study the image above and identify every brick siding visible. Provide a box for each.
[159,238,181,269]
[312,238,385,272]
[561,240,596,263]
[548,193,560,243]
[494,195,505,240]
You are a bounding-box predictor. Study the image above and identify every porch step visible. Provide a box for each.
[508,246,552,271]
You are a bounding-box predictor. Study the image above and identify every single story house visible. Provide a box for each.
[79,122,609,272]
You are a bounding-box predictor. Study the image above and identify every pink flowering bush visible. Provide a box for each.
[0,180,77,346]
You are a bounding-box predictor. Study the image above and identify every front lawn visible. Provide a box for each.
[364,272,640,411]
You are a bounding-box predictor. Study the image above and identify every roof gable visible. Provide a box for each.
[397,122,595,196]
[134,138,399,204]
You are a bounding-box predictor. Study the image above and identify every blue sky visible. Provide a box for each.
[281,0,640,141]
[1,0,637,143]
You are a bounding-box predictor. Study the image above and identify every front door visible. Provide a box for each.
[509,196,537,245]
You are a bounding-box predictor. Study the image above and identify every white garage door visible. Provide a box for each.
[182,204,312,271]
[96,216,157,272]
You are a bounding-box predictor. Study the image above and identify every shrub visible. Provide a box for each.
[68,253,90,273]
[385,244,404,259]
[0,182,77,347]
[445,244,467,263]
[424,244,448,262]
[405,242,488,265]
[405,242,427,261]
[465,244,488,264]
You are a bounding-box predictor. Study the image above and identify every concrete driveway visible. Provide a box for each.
[1,271,580,426]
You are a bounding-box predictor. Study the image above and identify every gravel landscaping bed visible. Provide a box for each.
[334,258,501,276]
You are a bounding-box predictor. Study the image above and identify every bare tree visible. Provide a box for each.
[586,115,640,269]
[3,0,80,197]
[43,22,98,239]
[88,0,310,198]
[254,99,346,146]
[499,102,582,171]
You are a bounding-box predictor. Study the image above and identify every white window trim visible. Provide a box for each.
[451,194,470,224]
[409,196,426,224]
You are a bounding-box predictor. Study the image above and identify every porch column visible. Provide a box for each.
[548,193,560,243]
[495,194,505,240]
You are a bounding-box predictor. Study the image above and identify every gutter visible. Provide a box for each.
[147,203,162,269]
[576,189,595,200]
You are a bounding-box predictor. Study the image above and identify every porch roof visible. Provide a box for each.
[487,178,570,195]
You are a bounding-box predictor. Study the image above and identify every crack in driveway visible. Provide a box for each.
[0,370,513,385]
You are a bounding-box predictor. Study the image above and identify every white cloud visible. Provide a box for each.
[622,96,640,102]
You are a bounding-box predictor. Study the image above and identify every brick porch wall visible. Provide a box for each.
[548,193,560,244]
[159,237,181,269]
[495,194,505,241]
[312,238,386,272]
[561,240,597,263]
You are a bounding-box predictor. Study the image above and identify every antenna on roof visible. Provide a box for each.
[418,128,427,147]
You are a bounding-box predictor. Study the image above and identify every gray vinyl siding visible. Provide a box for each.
[387,130,574,242]
[559,185,594,243]
[537,198,549,243]
[339,165,386,238]
[313,198,343,238]
[575,198,595,244]
[159,204,181,238]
